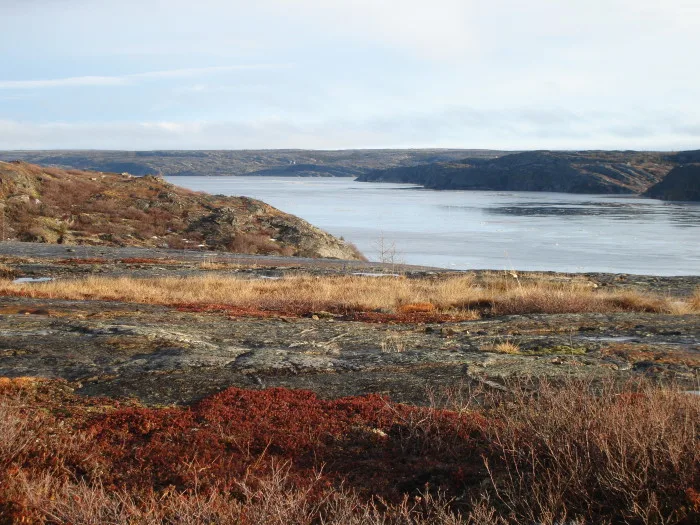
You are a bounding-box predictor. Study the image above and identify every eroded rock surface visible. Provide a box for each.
[1,244,698,405]
[1,295,697,405]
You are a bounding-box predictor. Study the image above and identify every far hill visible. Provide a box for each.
[664,150,700,164]
[0,149,508,178]
[0,161,363,259]
[644,164,700,201]
[357,150,675,194]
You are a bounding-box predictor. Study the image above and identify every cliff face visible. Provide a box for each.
[644,164,700,201]
[0,161,364,259]
[357,151,674,194]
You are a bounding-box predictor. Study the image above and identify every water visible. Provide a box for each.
[166,176,700,275]
[12,277,53,284]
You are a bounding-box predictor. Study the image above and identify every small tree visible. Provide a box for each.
[374,231,404,270]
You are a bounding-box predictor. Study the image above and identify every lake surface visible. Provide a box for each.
[166,176,700,275]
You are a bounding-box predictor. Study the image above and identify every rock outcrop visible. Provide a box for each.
[644,164,700,201]
[0,161,364,259]
[357,150,674,194]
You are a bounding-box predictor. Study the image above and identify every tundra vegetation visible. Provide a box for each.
[1,273,698,321]
[0,161,363,260]
[1,155,699,524]
[0,376,697,524]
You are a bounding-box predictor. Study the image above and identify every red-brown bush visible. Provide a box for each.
[0,377,697,524]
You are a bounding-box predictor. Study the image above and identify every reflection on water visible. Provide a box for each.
[166,176,700,276]
[487,200,700,226]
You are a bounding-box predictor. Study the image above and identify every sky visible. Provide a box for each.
[1,0,699,151]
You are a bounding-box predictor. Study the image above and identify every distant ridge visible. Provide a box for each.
[4,148,698,198]
[357,150,677,194]
[0,149,508,178]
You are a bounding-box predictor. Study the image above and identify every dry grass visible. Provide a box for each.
[431,378,700,525]
[0,273,696,318]
[13,469,470,525]
[479,379,700,525]
[381,333,408,353]
[691,286,700,311]
[0,263,15,279]
[491,340,521,354]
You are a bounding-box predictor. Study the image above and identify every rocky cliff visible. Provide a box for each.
[357,150,674,194]
[644,164,700,201]
[0,161,364,259]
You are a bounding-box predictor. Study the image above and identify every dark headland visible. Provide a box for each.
[644,164,700,201]
[358,149,700,199]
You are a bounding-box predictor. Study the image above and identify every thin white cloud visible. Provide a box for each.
[0,76,128,89]
[1,108,698,151]
[0,64,293,89]
[1,1,698,149]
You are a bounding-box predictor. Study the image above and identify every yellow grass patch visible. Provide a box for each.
[491,341,521,354]
[0,273,696,317]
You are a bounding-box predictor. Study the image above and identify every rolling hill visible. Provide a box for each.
[357,150,675,194]
[0,161,363,259]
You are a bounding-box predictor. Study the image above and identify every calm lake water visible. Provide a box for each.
[166,176,700,276]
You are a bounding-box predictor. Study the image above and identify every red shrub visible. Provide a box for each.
[77,387,484,499]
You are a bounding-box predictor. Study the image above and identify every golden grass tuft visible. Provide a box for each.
[381,333,407,353]
[0,273,697,318]
[491,341,521,354]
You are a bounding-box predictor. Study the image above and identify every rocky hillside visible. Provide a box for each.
[665,149,700,164]
[644,164,700,201]
[357,150,675,194]
[0,161,363,259]
[0,149,507,178]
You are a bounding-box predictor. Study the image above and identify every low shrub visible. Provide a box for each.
[0,377,697,524]
[227,232,290,256]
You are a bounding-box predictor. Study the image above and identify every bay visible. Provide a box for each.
[166,176,700,276]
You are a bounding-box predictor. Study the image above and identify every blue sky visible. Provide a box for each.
[1,0,699,150]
